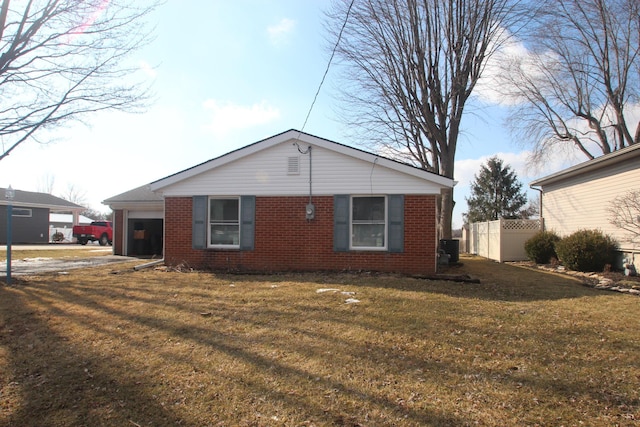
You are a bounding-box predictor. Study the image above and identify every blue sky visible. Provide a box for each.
[0,0,584,228]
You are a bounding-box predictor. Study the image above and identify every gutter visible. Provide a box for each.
[133,259,164,271]
[529,184,544,231]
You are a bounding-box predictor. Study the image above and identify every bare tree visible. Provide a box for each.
[60,182,87,207]
[608,190,640,246]
[81,206,110,220]
[502,0,639,163]
[0,0,159,162]
[326,0,523,239]
[37,172,55,194]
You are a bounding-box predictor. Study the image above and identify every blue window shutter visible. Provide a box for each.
[388,195,404,253]
[240,195,255,250]
[192,196,207,249]
[334,195,349,252]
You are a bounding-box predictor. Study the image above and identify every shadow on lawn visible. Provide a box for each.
[2,265,638,426]
[1,278,468,426]
[0,283,188,427]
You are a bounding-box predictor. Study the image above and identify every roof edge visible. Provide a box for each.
[149,129,454,191]
[530,143,640,187]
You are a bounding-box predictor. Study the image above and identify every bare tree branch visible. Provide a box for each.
[502,0,639,164]
[0,0,160,161]
[327,0,524,238]
[60,182,87,207]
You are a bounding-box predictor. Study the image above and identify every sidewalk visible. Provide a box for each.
[1,244,135,277]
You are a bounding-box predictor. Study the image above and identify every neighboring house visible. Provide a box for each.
[0,188,85,244]
[530,143,640,268]
[104,130,454,275]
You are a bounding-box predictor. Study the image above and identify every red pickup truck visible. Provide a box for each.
[73,221,113,246]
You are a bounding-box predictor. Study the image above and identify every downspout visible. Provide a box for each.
[530,184,544,231]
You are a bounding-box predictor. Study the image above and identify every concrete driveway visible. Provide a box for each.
[1,244,138,277]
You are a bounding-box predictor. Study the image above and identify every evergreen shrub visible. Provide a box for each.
[524,231,560,264]
[554,229,618,272]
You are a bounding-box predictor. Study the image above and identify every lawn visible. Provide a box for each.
[1,255,638,426]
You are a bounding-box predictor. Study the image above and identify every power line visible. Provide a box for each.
[300,0,355,133]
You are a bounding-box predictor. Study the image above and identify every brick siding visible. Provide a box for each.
[164,195,438,275]
[113,209,124,256]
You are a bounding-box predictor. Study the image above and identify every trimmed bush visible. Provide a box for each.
[524,231,561,264]
[555,229,618,272]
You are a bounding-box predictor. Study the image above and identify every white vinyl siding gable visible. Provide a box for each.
[157,140,447,197]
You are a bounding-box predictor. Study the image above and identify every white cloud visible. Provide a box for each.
[474,36,534,106]
[201,100,281,136]
[139,60,157,78]
[267,18,296,46]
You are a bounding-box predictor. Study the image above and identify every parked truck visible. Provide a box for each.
[72,221,113,246]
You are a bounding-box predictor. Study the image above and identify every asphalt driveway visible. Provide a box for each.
[0,245,138,277]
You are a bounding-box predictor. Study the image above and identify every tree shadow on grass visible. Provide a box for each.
[1,277,468,427]
[0,283,188,427]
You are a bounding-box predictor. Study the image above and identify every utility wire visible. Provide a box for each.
[300,0,355,133]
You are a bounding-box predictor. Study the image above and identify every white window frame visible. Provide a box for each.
[12,208,32,217]
[350,195,387,251]
[208,197,240,248]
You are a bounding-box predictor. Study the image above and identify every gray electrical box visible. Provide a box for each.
[306,203,315,220]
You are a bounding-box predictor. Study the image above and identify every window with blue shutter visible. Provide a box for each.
[334,194,404,252]
[192,195,255,250]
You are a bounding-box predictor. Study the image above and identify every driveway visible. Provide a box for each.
[1,245,138,277]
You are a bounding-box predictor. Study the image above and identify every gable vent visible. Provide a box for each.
[287,156,300,175]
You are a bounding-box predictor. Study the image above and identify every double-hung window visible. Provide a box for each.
[351,196,386,249]
[209,197,240,247]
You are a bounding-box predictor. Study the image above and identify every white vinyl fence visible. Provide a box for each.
[465,219,542,262]
[48,226,74,243]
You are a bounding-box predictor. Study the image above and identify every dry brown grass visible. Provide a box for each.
[1,255,638,426]
[0,247,112,262]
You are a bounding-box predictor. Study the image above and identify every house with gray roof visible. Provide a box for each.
[0,188,85,244]
[104,130,454,274]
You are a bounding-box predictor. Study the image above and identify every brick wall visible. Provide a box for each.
[113,209,124,256]
[164,195,438,275]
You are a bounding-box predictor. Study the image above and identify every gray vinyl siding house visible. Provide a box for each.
[530,143,640,269]
[0,188,84,244]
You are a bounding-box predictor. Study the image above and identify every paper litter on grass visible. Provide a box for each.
[316,288,360,304]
